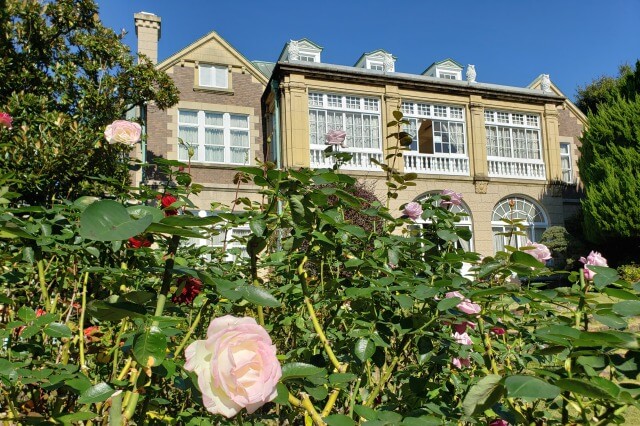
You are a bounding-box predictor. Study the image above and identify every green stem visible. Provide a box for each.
[37,259,52,311]
[78,271,89,371]
[152,235,181,327]
[174,300,210,358]
[109,391,123,426]
[364,337,411,407]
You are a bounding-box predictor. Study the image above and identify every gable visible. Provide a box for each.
[157,31,267,85]
[527,75,587,127]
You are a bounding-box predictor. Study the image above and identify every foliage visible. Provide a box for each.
[575,62,639,114]
[0,112,639,426]
[619,264,640,283]
[0,0,179,204]
[578,93,640,247]
[540,226,586,270]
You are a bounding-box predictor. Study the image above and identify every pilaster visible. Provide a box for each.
[468,95,488,182]
[383,85,403,172]
[280,76,309,168]
[543,104,561,181]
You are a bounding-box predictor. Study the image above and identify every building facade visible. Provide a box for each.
[133,13,586,256]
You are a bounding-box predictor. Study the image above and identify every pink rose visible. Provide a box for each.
[452,357,471,369]
[523,240,552,263]
[440,189,463,207]
[325,129,347,148]
[104,120,142,145]
[0,112,12,130]
[453,331,473,346]
[403,202,423,220]
[445,291,481,315]
[490,420,510,426]
[491,327,506,336]
[579,250,608,280]
[184,315,282,417]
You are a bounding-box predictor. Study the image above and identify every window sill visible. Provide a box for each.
[193,86,234,96]
[179,162,249,170]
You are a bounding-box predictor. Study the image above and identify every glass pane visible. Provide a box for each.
[230,130,249,147]
[179,110,198,124]
[199,66,213,87]
[230,115,248,128]
[204,112,223,126]
[204,128,224,146]
[230,148,249,164]
[205,146,224,162]
[215,66,228,88]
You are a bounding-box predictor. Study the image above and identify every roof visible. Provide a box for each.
[266,61,566,105]
[156,30,268,85]
[252,61,276,78]
[353,49,396,67]
[527,74,587,126]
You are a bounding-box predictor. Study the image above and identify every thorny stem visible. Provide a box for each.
[78,271,89,372]
[364,337,411,407]
[174,300,210,357]
[37,259,52,311]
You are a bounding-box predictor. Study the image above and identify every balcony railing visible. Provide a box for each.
[403,153,470,175]
[310,147,382,171]
[488,157,546,180]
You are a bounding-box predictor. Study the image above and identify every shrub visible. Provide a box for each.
[540,225,586,270]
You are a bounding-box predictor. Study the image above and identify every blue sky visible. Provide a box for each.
[98,1,639,101]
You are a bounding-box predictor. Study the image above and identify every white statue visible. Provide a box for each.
[466,64,476,83]
[383,54,395,72]
[541,74,551,92]
[288,40,300,61]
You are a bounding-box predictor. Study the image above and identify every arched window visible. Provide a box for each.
[413,193,474,251]
[491,197,548,252]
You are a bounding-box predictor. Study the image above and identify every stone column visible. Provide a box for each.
[543,104,561,181]
[280,75,309,168]
[468,96,489,193]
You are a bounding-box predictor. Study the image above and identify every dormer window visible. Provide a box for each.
[354,50,395,72]
[279,39,323,63]
[199,64,228,89]
[423,59,463,81]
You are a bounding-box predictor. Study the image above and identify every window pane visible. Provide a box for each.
[205,112,223,126]
[230,115,248,128]
[204,128,224,146]
[215,66,228,88]
[230,148,249,164]
[199,66,214,87]
[230,130,249,147]
[179,110,198,124]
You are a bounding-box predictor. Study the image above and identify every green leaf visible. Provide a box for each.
[80,200,153,241]
[392,110,403,120]
[86,300,146,322]
[72,196,100,211]
[436,229,458,242]
[612,300,640,317]
[77,382,115,404]
[504,375,560,401]
[437,297,461,311]
[589,265,619,289]
[280,363,325,381]
[44,323,72,338]
[240,286,280,308]
[17,305,36,322]
[555,378,620,399]
[462,374,504,417]
[510,251,544,268]
[54,411,97,425]
[127,205,164,222]
[146,223,205,239]
[354,338,375,362]
[354,405,378,420]
[273,383,290,405]
[132,326,167,368]
[324,414,355,426]
[249,219,266,237]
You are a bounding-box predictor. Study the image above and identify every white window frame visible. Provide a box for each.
[198,64,228,89]
[436,69,461,80]
[178,110,250,165]
[491,197,548,253]
[367,59,384,71]
[400,102,468,156]
[560,142,573,183]
[485,110,542,160]
[308,92,382,166]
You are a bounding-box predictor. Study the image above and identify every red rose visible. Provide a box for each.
[491,327,506,336]
[172,276,203,304]
[159,194,178,216]
[128,235,152,248]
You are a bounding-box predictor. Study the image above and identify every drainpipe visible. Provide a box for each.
[139,102,147,185]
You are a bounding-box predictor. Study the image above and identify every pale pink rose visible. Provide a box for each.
[452,357,471,369]
[325,129,347,147]
[403,202,423,220]
[523,240,552,263]
[440,189,463,207]
[445,291,481,315]
[0,112,12,130]
[104,120,142,145]
[184,315,282,417]
[579,250,608,280]
[453,331,473,346]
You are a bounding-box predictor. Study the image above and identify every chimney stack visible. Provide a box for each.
[134,12,161,64]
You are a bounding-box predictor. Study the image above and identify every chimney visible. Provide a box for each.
[134,12,161,64]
